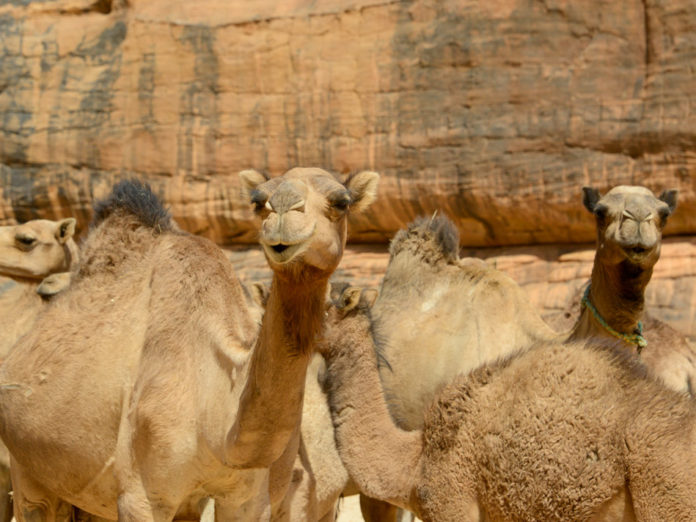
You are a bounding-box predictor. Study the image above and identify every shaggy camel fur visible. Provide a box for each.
[0,219,78,522]
[568,185,696,395]
[293,216,558,522]
[319,286,696,521]
[0,169,378,522]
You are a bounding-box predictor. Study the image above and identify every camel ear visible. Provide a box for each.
[340,287,363,312]
[359,288,378,309]
[37,272,72,298]
[329,281,351,305]
[346,171,379,213]
[239,169,269,195]
[582,187,601,213]
[55,218,76,244]
[658,189,678,216]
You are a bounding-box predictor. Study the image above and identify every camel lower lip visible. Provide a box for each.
[625,247,651,257]
[263,242,302,264]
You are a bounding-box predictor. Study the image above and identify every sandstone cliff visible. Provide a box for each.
[0,0,694,337]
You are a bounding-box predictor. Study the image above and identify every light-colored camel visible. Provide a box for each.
[0,168,378,521]
[371,214,558,431]
[0,218,79,522]
[318,286,696,521]
[567,185,696,395]
[0,219,78,359]
[239,277,358,522]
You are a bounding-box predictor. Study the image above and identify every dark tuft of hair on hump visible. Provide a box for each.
[92,179,172,231]
[390,213,460,264]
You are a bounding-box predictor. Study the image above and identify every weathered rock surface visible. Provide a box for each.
[225,237,696,342]
[1,0,696,246]
[0,0,694,338]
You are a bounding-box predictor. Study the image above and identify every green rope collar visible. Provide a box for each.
[581,285,647,351]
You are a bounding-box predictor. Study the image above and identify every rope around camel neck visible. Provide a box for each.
[581,285,647,351]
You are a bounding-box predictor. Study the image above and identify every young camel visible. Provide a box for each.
[319,286,696,521]
[296,215,560,521]
[568,185,696,395]
[0,168,378,521]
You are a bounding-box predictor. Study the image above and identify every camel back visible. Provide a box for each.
[91,180,172,232]
[389,214,460,265]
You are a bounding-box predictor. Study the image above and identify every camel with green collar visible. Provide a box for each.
[568,185,696,395]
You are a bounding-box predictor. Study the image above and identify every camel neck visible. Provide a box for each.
[266,274,328,354]
[569,258,651,351]
[323,314,422,511]
[224,273,325,468]
[589,260,650,333]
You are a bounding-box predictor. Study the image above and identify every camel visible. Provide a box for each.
[567,185,696,395]
[289,215,559,521]
[371,214,558,431]
[0,219,78,358]
[0,218,79,522]
[0,168,378,521]
[318,285,696,521]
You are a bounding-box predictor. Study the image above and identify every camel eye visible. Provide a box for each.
[657,205,671,220]
[16,235,37,249]
[250,189,269,212]
[331,196,351,211]
[593,204,608,221]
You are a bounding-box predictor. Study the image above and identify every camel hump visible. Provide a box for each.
[389,213,460,264]
[92,179,172,231]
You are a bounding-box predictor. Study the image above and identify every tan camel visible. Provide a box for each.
[0,168,378,521]
[0,219,78,358]
[318,286,696,521]
[237,277,357,522]
[371,214,558,431]
[567,185,696,395]
[0,219,79,522]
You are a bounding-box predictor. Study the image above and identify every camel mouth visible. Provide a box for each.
[621,244,655,262]
[262,241,305,264]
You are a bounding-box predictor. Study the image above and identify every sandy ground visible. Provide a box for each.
[335,495,364,522]
[335,496,421,522]
[195,494,420,522]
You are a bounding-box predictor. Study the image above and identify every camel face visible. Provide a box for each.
[0,218,77,279]
[583,185,676,269]
[241,167,379,275]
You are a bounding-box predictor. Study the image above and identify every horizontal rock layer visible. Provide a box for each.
[1,0,696,246]
[226,237,696,342]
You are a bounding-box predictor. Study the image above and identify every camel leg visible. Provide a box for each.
[359,495,399,522]
[214,471,271,522]
[117,482,177,522]
[10,461,73,522]
[0,459,11,522]
[215,493,270,522]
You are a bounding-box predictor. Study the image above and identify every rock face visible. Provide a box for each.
[1,0,696,246]
[0,0,694,336]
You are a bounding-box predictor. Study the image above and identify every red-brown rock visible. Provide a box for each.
[0,0,694,339]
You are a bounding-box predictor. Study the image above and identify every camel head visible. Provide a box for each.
[582,185,677,270]
[240,167,379,278]
[0,218,78,279]
[317,284,379,356]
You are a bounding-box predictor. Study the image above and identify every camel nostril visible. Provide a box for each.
[271,244,289,254]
